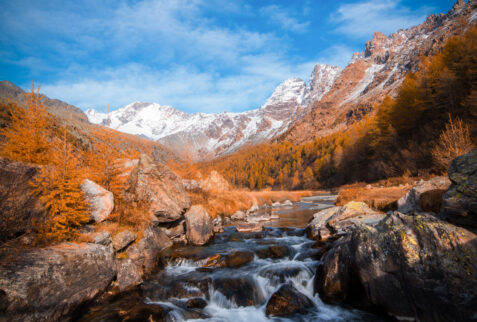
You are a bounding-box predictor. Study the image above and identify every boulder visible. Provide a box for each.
[0,158,44,242]
[81,179,114,222]
[0,243,116,321]
[186,298,207,309]
[112,230,136,252]
[316,212,477,321]
[246,203,259,215]
[397,176,450,214]
[306,202,383,241]
[441,149,477,228]
[235,222,263,232]
[201,170,231,191]
[129,154,190,224]
[185,205,214,246]
[94,231,112,246]
[265,284,314,317]
[203,250,254,268]
[231,210,246,221]
[255,245,290,259]
[115,259,143,291]
[282,200,293,206]
[126,225,173,275]
[163,220,185,239]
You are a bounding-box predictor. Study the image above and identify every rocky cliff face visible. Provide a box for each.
[86,64,341,160]
[283,0,477,143]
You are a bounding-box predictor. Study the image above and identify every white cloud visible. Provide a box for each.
[331,0,430,38]
[260,5,310,33]
[316,45,355,68]
[40,57,316,114]
[4,0,320,113]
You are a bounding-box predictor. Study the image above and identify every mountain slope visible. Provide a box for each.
[0,80,89,123]
[282,0,477,143]
[86,64,342,159]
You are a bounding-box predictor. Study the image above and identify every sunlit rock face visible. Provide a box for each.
[284,1,477,143]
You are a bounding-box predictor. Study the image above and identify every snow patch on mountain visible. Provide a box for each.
[86,63,341,159]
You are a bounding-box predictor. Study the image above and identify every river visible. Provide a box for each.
[80,194,387,321]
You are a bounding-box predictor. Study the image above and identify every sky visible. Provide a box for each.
[0,0,456,114]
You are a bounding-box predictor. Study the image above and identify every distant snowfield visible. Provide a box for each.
[86,64,342,158]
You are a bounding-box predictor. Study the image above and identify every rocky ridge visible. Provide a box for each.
[284,0,477,143]
[86,64,342,159]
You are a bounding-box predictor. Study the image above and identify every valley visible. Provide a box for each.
[0,1,476,322]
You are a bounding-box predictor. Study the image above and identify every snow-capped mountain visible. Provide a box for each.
[86,63,342,159]
[284,0,477,143]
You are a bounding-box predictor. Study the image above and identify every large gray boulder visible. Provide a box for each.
[126,225,172,275]
[115,259,143,291]
[129,154,190,224]
[81,179,114,222]
[397,176,450,214]
[306,202,383,241]
[441,149,477,228]
[0,243,116,321]
[184,205,214,246]
[316,212,477,322]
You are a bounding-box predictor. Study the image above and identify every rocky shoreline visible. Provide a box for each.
[306,149,477,321]
[0,150,476,321]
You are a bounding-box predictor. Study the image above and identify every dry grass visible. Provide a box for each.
[188,189,314,218]
[336,182,411,211]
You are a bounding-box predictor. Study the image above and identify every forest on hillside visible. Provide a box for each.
[0,91,166,241]
[202,25,477,190]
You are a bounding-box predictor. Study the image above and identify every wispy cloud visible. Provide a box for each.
[0,0,318,113]
[331,0,431,38]
[41,56,316,114]
[260,5,310,33]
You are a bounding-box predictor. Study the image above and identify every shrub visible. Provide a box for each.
[432,116,475,172]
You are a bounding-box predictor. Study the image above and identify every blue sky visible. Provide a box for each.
[0,0,455,113]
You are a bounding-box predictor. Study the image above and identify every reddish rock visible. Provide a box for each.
[184,205,214,246]
[265,284,314,317]
[129,154,190,224]
[235,222,263,232]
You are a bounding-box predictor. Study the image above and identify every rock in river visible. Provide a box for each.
[316,212,477,322]
[306,201,383,241]
[397,176,450,214]
[235,222,263,232]
[265,284,314,317]
[127,225,173,275]
[185,205,214,246]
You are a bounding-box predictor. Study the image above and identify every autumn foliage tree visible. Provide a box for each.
[32,127,89,240]
[432,116,475,171]
[202,24,477,189]
[0,83,52,164]
[0,84,91,241]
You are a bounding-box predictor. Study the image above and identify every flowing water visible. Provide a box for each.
[81,194,386,321]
